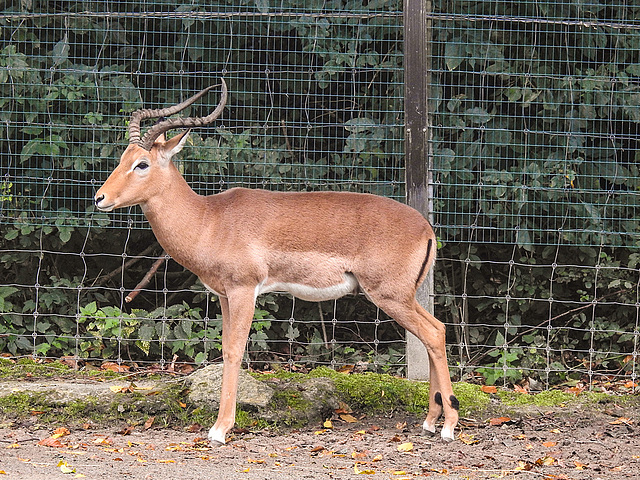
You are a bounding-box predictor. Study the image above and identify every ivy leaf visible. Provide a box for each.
[464,107,492,124]
[52,34,70,67]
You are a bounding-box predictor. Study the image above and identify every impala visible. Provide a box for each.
[94,79,459,444]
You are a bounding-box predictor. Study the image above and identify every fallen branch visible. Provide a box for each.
[125,254,167,303]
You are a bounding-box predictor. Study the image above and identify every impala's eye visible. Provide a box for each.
[135,161,149,171]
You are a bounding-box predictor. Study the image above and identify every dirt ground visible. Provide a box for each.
[0,407,637,480]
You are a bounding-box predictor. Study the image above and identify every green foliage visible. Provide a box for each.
[0,0,404,368]
[1,0,638,385]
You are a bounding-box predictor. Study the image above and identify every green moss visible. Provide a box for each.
[498,389,581,407]
[452,383,491,416]
[306,367,489,418]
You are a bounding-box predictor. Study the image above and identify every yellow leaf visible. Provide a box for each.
[372,454,383,462]
[549,429,561,434]
[535,456,555,466]
[354,464,375,474]
[248,458,265,464]
[459,433,479,445]
[57,460,75,474]
[397,442,413,452]
[156,459,176,464]
[109,385,131,394]
[340,414,358,423]
[0,471,6,475]
[323,419,333,429]
[392,470,408,475]
[242,468,251,473]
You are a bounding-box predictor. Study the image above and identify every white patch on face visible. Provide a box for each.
[129,157,151,175]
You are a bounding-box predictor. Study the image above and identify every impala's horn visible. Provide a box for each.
[128,79,228,151]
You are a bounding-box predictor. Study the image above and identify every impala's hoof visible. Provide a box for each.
[422,419,437,436]
[208,427,226,446]
[440,425,455,442]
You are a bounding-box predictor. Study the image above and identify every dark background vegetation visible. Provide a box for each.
[1,0,639,386]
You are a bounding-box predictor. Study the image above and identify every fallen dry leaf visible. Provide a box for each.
[354,464,375,474]
[340,414,358,423]
[489,416,511,426]
[109,385,134,394]
[335,401,353,414]
[459,433,479,445]
[574,461,588,470]
[323,419,333,429]
[101,362,130,373]
[535,456,555,466]
[143,416,156,431]
[117,426,135,436]
[481,385,497,394]
[515,460,534,471]
[397,442,413,452]
[351,450,369,460]
[514,384,529,394]
[57,460,75,474]
[609,417,633,425]
[542,441,557,448]
[185,423,202,433]
[37,436,64,448]
[53,427,71,437]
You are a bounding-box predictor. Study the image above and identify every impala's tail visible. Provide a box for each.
[415,237,434,288]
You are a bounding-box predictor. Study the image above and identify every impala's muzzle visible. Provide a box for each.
[94,193,115,212]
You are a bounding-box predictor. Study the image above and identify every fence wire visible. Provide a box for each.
[0,0,638,390]
[430,0,639,389]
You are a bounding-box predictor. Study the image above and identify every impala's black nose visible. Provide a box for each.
[94,194,105,207]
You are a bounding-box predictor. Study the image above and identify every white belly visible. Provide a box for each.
[257,273,359,302]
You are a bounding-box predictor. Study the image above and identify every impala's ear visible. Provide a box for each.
[157,129,191,166]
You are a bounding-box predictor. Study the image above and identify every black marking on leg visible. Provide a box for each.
[434,391,443,406]
[450,395,460,411]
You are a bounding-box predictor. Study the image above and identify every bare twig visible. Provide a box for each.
[125,254,167,303]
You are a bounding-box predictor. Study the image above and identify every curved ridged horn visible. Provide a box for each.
[128,78,228,151]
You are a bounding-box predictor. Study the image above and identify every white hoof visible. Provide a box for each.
[440,424,455,442]
[422,419,437,435]
[208,427,226,445]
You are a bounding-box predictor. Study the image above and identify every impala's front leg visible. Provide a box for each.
[208,289,256,445]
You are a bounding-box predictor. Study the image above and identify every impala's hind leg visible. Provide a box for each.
[367,292,458,441]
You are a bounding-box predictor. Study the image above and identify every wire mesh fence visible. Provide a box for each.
[0,0,638,391]
[0,0,407,373]
[429,0,640,389]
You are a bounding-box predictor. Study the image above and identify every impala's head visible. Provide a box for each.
[94,79,227,212]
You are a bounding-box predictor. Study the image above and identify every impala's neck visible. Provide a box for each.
[140,165,210,274]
